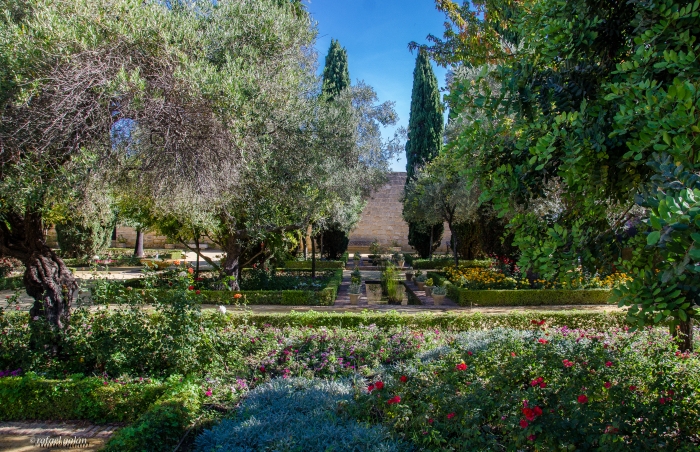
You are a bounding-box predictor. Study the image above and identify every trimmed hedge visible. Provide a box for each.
[412,258,491,270]
[0,276,23,290]
[284,260,344,269]
[427,271,612,306]
[0,373,166,423]
[103,377,203,452]
[223,310,629,330]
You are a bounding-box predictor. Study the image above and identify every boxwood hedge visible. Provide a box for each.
[411,259,491,270]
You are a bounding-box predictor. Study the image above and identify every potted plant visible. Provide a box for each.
[351,267,361,285]
[390,240,402,253]
[405,267,414,282]
[415,274,427,290]
[424,278,434,297]
[365,280,384,304]
[353,252,362,267]
[349,283,361,305]
[432,285,447,305]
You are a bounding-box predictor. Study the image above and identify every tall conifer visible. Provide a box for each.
[322,39,350,99]
[404,50,444,257]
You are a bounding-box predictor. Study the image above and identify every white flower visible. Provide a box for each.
[178,271,187,277]
[219,305,227,314]
[33,316,39,321]
[93,255,100,260]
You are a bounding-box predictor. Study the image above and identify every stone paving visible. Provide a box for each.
[0,421,120,451]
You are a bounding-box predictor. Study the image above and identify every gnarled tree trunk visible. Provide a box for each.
[0,211,77,330]
[222,235,241,290]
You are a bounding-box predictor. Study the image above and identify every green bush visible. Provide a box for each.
[412,258,491,270]
[449,287,612,307]
[0,373,165,423]
[319,223,350,260]
[0,276,23,290]
[284,260,344,269]
[103,377,202,452]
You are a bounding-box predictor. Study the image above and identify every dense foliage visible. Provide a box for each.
[418,0,700,347]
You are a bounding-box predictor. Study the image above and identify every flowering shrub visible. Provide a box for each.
[350,327,700,450]
[0,257,22,279]
[445,265,632,291]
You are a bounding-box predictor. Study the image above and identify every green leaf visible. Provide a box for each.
[647,231,661,245]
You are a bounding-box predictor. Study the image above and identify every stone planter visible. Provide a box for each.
[365,281,385,304]
[349,293,361,305]
[425,286,433,297]
[432,294,446,305]
[416,281,425,290]
[397,260,405,269]
[405,272,414,282]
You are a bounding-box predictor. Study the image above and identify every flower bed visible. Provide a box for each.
[284,260,345,269]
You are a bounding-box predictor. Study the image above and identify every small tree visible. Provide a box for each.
[403,155,479,267]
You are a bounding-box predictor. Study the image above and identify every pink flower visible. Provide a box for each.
[387,396,401,405]
[605,361,613,367]
[519,419,529,428]
[563,359,574,368]
[511,352,517,357]
[467,351,473,356]
[527,434,536,441]
[538,338,549,344]
[205,388,212,397]
[604,381,612,389]
[428,418,434,424]
[577,394,588,404]
[447,412,456,419]
[629,385,637,391]
[456,363,467,371]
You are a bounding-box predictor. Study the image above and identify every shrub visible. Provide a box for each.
[0,257,22,279]
[0,373,165,423]
[56,211,115,259]
[103,376,202,452]
[284,260,344,269]
[351,328,700,450]
[412,258,491,270]
[320,222,350,260]
[194,378,404,452]
[0,276,23,291]
[447,287,612,307]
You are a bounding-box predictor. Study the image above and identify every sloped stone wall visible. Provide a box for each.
[347,172,451,252]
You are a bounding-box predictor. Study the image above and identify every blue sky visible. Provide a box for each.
[305,0,448,172]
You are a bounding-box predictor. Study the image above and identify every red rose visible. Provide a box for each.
[538,338,548,344]
[629,385,637,391]
[577,394,588,404]
[456,363,467,371]
[605,361,613,367]
[375,381,384,390]
[467,351,473,356]
[527,434,536,441]
[522,407,536,421]
[533,406,542,416]
[367,384,375,393]
[188,285,194,290]
[399,375,408,383]
[196,290,201,295]
[519,419,529,428]
[428,418,434,424]
[447,412,456,419]
[387,396,401,405]
[604,381,612,389]
[511,352,517,357]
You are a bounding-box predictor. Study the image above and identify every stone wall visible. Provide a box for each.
[347,172,451,253]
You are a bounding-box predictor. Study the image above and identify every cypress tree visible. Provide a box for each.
[404,50,444,258]
[322,39,350,99]
[405,50,443,180]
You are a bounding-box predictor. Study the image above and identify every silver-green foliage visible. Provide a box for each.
[194,377,407,452]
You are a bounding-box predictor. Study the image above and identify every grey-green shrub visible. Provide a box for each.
[194,377,406,452]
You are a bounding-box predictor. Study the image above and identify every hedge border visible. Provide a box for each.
[0,276,23,291]
[103,377,203,452]
[223,310,629,330]
[283,260,345,269]
[0,374,166,423]
[411,259,491,270]
[427,272,613,306]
